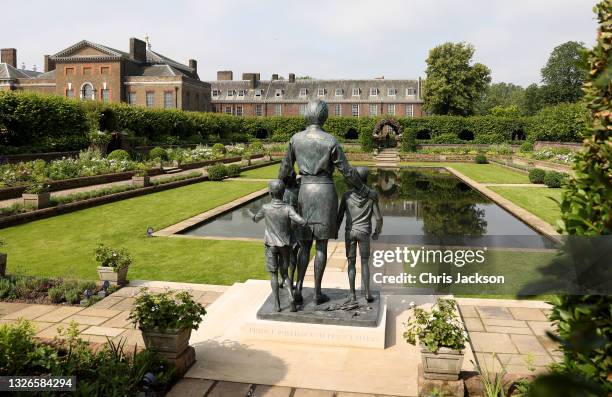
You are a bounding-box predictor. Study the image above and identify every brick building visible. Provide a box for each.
[208,71,424,121]
[0,38,210,111]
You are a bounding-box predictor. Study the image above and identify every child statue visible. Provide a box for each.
[250,179,308,312]
[282,172,303,292]
[337,167,383,303]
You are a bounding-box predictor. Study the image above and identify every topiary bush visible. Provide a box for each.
[149,147,168,161]
[226,164,242,178]
[543,171,566,188]
[474,153,488,164]
[528,168,546,184]
[207,163,228,181]
[212,143,226,156]
[107,149,130,161]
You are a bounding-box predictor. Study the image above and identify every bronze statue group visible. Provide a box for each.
[249,100,383,312]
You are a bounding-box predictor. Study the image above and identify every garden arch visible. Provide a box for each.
[373,118,403,148]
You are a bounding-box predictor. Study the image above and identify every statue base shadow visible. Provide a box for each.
[257,287,381,327]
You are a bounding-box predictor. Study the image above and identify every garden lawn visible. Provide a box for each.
[489,186,563,226]
[240,163,281,179]
[401,162,530,184]
[0,180,269,284]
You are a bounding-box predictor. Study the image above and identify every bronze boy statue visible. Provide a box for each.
[250,179,307,312]
[282,173,303,290]
[337,167,383,303]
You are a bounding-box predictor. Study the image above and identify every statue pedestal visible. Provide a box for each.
[242,287,386,349]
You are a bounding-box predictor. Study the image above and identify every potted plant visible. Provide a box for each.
[22,182,51,210]
[0,239,6,277]
[88,130,111,154]
[132,164,151,188]
[404,299,467,380]
[129,289,207,359]
[94,243,131,286]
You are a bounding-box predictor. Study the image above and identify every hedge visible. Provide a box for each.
[0,91,589,155]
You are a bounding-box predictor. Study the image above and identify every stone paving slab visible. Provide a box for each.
[35,306,83,322]
[252,385,293,397]
[3,304,55,320]
[82,325,126,338]
[165,378,215,397]
[63,314,108,326]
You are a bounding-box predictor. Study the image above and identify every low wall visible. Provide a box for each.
[533,141,582,152]
[400,153,477,162]
[511,156,574,174]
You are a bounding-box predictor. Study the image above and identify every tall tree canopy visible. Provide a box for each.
[541,41,587,102]
[475,82,525,115]
[423,42,491,116]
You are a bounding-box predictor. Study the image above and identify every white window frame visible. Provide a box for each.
[335,88,343,96]
[146,91,154,108]
[163,91,173,109]
[299,88,307,97]
[101,88,110,103]
[254,89,263,98]
[227,90,234,97]
[255,104,263,116]
[237,90,245,98]
[406,87,415,96]
[351,104,359,117]
[388,104,396,115]
[369,88,378,96]
[352,88,360,96]
[236,106,243,116]
[317,88,325,96]
[225,106,232,115]
[369,104,377,116]
[334,104,342,116]
[406,104,414,117]
[212,89,220,97]
[299,104,306,116]
[388,88,397,96]
[127,91,136,104]
[275,103,282,115]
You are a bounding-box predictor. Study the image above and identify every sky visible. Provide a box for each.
[2,0,599,86]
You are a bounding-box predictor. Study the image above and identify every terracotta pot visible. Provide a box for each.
[420,345,464,380]
[22,192,51,210]
[0,253,6,277]
[96,265,128,286]
[132,176,151,188]
[141,327,192,359]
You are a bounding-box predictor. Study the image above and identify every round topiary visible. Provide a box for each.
[207,163,228,181]
[520,141,534,153]
[149,147,169,161]
[474,153,488,164]
[107,149,130,161]
[226,164,242,177]
[543,171,566,188]
[528,168,546,184]
[212,143,227,155]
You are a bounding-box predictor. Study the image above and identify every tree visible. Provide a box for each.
[541,41,587,103]
[475,82,525,115]
[423,42,491,116]
[521,83,545,115]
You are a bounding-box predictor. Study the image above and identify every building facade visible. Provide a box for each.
[208,71,424,119]
[0,39,211,111]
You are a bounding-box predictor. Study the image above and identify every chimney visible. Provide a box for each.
[271,73,279,81]
[217,70,233,80]
[44,55,55,72]
[288,73,295,83]
[129,38,147,63]
[1,48,17,68]
[242,73,259,89]
[189,59,197,72]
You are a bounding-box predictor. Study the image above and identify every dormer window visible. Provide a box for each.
[299,88,308,97]
[254,89,263,98]
[275,89,283,97]
[406,87,415,96]
[227,90,234,97]
[212,89,220,97]
[237,90,246,98]
[388,88,397,96]
[370,88,378,96]
[335,88,343,96]
[352,88,360,96]
[317,88,325,96]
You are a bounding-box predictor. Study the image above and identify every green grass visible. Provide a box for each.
[400,162,530,184]
[240,164,281,179]
[0,180,269,284]
[489,186,563,226]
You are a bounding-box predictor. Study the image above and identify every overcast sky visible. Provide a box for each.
[2,0,598,86]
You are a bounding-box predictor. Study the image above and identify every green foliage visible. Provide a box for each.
[63,288,81,304]
[489,104,521,118]
[212,143,226,155]
[476,82,525,115]
[528,168,546,184]
[403,299,467,353]
[107,149,130,161]
[23,181,50,194]
[207,163,228,181]
[402,127,417,152]
[48,285,64,303]
[0,278,16,299]
[432,133,465,144]
[249,141,264,153]
[474,153,488,164]
[543,171,566,188]
[541,41,587,104]
[129,289,207,331]
[423,42,492,116]
[148,146,169,161]
[520,141,534,152]
[94,244,132,271]
[525,103,589,142]
[226,164,242,177]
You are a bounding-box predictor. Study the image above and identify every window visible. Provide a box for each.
[255,89,263,98]
[227,90,234,97]
[236,106,243,116]
[299,104,306,116]
[406,87,415,96]
[334,104,342,116]
[299,88,307,97]
[317,88,325,96]
[81,83,94,100]
[275,104,282,115]
[335,88,343,96]
[100,66,110,75]
[212,89,220,97]
[65,67,75,75]
[388,104,396,115]
[352,88,360,96]
[225,106,232,115]
[66,89,74,98]
[128,92,136,104]
[275,89,283,97]
[369,104,377,116]
[101,89,110,103]
[370,88,378,96]
[146,91,154,108]
[406,104,414,117]
[351,104,359,117]
[388,88,397,96]
[237,90,245,98]
[212,105,217,112]
[255,104,263,116]
[164,92,173,109]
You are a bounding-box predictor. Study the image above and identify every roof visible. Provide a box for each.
[0,63,41,80]
[50,40,131,61]
[208,78,422,103]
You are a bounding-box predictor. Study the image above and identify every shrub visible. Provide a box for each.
[48,286,65,303]
[149,147,168,161]
[525,103,589,142]
[431,133,464,144]
[474,153,488,164]
[528,168,546,184]
[107,149,130,161]
[543,171,566,188]
[520,141,534,153]
[64,288,81,304]
[212,143,226,155]
[249,141,264,153]
[226,164,242,177]
[207,163,228,181]
[129,289,207,331]
[0,278,16,299]
[94,244,132,271]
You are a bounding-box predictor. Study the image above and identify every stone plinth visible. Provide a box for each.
[418,364,465,397]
